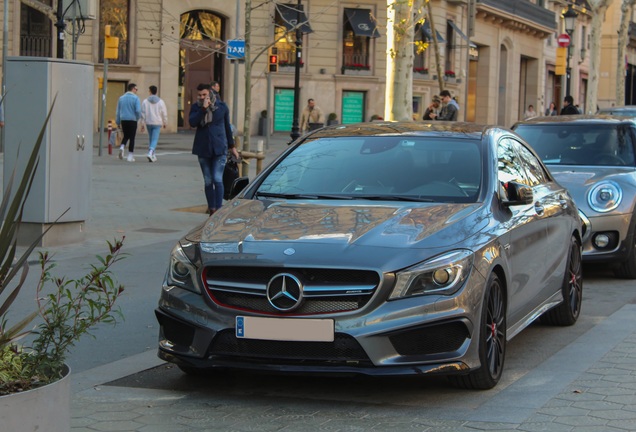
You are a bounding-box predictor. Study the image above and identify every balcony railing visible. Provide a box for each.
[20,35,51,57]
[477,0,556,31]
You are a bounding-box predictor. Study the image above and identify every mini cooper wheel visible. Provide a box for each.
[450,273,506,390]
[542,236,583,325]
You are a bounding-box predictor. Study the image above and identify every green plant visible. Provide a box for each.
[0,99,126,395]
[328,112,337,121]
[260,110,267,119]
[0,242,125,395]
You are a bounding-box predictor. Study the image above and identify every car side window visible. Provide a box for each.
[497,138,528,186]
[511,140,548,186]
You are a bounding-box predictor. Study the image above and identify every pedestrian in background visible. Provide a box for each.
[429,90,459,121]
[545,101,557,116]
[140,85,167,163]
[189,83,239,215]
[524,104,537,119]
[423,95,441,120]
[116,83,142,162]
[560,95,580,115]
[300,98,324,133]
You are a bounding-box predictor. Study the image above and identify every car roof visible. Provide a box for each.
[307,121,498,140]
[513,114,636,126]
[597,105,636,112]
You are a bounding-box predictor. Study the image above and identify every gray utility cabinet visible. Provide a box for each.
[3,57,94,246]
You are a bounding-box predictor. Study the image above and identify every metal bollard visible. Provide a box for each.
[107,120,113,155]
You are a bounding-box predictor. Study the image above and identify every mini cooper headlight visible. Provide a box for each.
[588,181,622,213]
[389,250,473,299]
[166,241,200,293]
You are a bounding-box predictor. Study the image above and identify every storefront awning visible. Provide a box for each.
[448,20,477,48]
[421,20,445,43]
[345,8,380,38]
[276,4,313,34]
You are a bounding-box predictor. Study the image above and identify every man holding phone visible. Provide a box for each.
[189,83,239,215]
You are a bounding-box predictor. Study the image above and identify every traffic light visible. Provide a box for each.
[269,47,278,72]
[555,47,566,76]
[104,25,120,60]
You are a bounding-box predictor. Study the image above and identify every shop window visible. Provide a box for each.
[20,0,52,57]
[342,8,379,74]
[274,3,312,68]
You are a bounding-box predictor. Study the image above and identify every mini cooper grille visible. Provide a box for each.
[204,266,380,315]
[389,321,470,356]
[210,330,371,363]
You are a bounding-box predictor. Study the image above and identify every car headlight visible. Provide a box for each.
[389,250,473,299]
[587,181,622,213]
[166,241,201,293]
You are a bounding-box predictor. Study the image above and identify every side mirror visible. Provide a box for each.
[501,181,533,206]
[228,177,249,200]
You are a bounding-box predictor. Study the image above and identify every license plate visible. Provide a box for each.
[236,316,334,342]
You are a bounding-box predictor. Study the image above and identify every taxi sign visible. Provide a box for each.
[227,39,245,60]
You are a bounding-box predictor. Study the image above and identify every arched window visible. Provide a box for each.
[99,0,130,64]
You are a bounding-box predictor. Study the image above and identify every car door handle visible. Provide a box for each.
[534,202,545,216]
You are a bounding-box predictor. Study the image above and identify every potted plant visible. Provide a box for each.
[0,104,126,431]
[414,67,429,77]
[327,112,338,125]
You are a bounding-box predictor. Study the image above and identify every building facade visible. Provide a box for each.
[0,0,612,136]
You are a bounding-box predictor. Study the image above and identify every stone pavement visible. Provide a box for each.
[3,130,636,431]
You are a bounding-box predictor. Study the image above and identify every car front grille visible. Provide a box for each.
[209,329,371,364]
[204,266,380,315]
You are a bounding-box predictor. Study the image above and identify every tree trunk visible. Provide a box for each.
[425,1,444,93]
[385,0,422,121]
[586,0,613,114]
[242,0,252,153]
[616,0,635,104]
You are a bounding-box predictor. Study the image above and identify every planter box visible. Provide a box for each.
[414,72,430,80]
[0,364,71,432]
[445,76,457,84]
[343,69,371,76]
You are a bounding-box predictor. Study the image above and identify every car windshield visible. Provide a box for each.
[514,124,636,166]
[256,136,482,203]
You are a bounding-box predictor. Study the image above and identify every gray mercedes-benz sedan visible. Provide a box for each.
[155,122,582,390]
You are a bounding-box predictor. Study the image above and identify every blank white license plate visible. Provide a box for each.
[236,316,334,342]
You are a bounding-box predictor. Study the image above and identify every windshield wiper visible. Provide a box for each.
[355,195,435,202]
[255,192,354,200]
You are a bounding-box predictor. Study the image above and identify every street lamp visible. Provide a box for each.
[562,4,578,97]
[290,0,302,142]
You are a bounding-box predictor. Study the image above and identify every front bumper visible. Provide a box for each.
[579,211,632,263]
[155,273,485,376]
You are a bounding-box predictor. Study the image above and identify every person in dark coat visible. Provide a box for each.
[189,83,239,215]
[560,95,580,115]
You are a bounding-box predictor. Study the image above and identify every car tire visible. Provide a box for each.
[615,222,636,279]
[449,273,506,390]
[542,236,582,326]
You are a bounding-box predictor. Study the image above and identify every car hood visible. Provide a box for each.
[190,199,486,251]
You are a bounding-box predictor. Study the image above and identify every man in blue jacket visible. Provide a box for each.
[189,83,239,215]
[116,83,142,161]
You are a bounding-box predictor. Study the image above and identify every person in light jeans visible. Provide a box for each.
[140,85,168,162]
[189,83,239,215]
